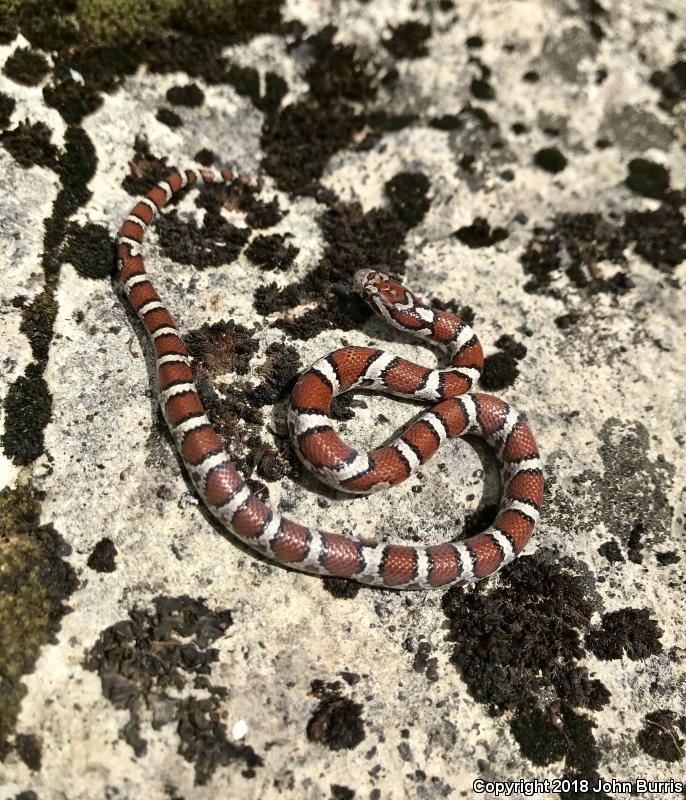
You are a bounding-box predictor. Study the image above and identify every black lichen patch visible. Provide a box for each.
[62,222,114,279]
[650,60,686,114]
[586,608,663,661]
[1,364,52,465]
[1,119,58,169]
[0,91,15,128]
[453,217,508,248]
[307,680,365,751]
[156,208,250,268]
[637,709,686,763]
[2,46,50,86]
[0,485,77,759]
[534,147,568,173]
[156,107,183,128]
[382,21,431,59]
[187,320,259,377]
[384,172,431,229]
[442,553,609,775]
[87,538,117,572]
[166,83,205,107]
[84,595,261,784]
[625,158,670,200]
[245,233,299,271]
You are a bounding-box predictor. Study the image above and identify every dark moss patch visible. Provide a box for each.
[156,209,250,269]
[245,196,284,230]
[247,342,301,407]
[43,71,103,124]
[650,60,686,113]
[322,577,361,599]
[257,198,408,340]
[453,217,508,248]
[245,233,299,271]
[87,538,117,573]
[429,114,463,131]
[520,212,629,293]
[411,641,439,683]
[1,364,52,465]
[225,63,260,103]
[626,158,670,200]
[262,99,363,194]
[62,222,114,280]
[534,147,568,173]
[261,25,380,193]
[194,147,216,166]
[122,135,173,196]
[0,12,18,43]
[186,320,258,377]
[384,172,431,229]
[637,710,686,763]
[0,485,77,759]
[19,290,57,362]
[494,333,527,361]
[442,553,608,773]
[656,550,680,566]
[14,733,41,771]
[156,107,183,128]
[623,205,686,272]
[479,352,520,391]
[85,595,261,784]
[307,680,365,751]
[586,608,663,661]
[470,67,495,101]
[597,540,624,563]
[2,46,50,86]
[382,21,431,59]
[0,91,15,128]
[166,83,205,107]
[1,119,58,169]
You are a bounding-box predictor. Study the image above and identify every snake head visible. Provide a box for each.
[354,270,408,309]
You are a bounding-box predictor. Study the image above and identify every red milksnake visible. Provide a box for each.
[116,167,543,589]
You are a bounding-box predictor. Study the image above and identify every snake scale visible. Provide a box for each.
[116,167,543,589]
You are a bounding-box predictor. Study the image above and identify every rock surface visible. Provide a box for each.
[0,0,685,798]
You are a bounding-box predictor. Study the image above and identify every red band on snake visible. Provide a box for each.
[116,167,544,589]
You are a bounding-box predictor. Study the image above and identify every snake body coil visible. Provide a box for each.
[116,168,543,589]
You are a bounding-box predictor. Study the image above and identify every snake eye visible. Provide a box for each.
[362,288,373,302]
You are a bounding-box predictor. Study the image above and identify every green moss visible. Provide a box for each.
[1,364,52,466]
[20,289,57,361]
[0,484,77,758]
[74,0,183,43]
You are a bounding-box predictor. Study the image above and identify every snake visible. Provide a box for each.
[116,167,544,589]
